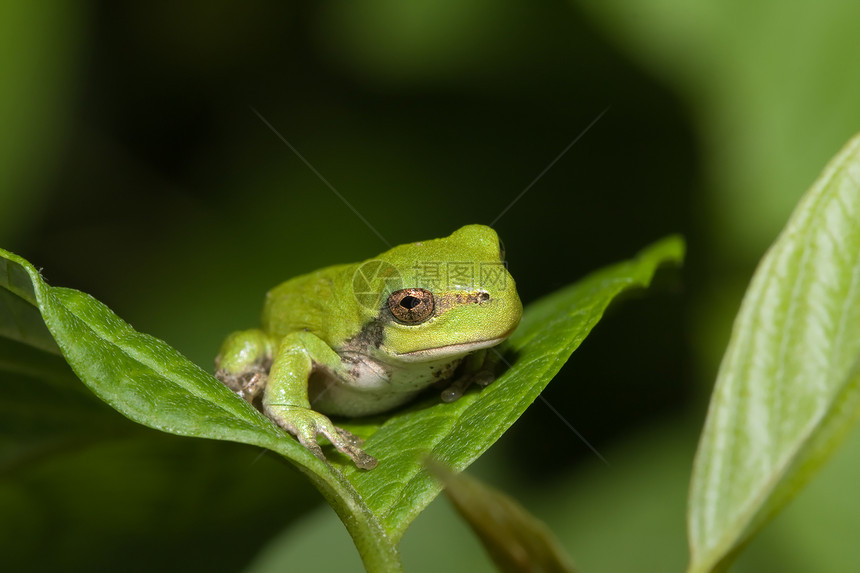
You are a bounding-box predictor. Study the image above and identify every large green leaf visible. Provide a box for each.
[0,251,400,573]
[687,132,860,572]
[1,235,682,570]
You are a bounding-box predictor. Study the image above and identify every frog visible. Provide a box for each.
[214,224,522,470]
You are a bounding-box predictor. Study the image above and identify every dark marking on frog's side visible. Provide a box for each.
[342,317,386,354]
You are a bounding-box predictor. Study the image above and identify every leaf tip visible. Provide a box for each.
[639,234,686,267]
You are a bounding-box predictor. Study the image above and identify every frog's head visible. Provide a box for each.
[352,224,522,362]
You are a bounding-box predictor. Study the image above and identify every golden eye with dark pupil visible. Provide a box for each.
[388,288,434,324]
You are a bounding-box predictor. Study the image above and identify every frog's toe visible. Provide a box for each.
[471,369,495,388]
[324,426,377,470]
[333,428,377,469]
[335,426,365,447]
[298,436,327,463]
[347,448,378,470]
[441,375,471,402]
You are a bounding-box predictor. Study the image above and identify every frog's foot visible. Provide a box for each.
[440,370,496,403]
[265,404,378,470]
[215,366,268,402]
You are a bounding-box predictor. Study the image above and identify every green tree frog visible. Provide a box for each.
[215,224,522,469]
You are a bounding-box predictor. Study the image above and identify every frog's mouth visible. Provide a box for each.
[391,335,509,362]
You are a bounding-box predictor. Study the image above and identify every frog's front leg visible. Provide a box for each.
[264,331,378,470]
[440,348,503,402]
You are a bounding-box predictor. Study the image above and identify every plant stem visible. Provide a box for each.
[303,467,404,572]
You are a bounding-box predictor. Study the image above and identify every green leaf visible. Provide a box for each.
[687,132,860,573]
[1,235,682,570]
[0,248,402,573]
[428,460,578,573]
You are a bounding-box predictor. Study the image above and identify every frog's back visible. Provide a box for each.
[261,263,360,343]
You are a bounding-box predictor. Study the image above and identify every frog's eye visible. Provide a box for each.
[388,288,435,324]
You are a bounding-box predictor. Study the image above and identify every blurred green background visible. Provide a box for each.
[2,1,860,571]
